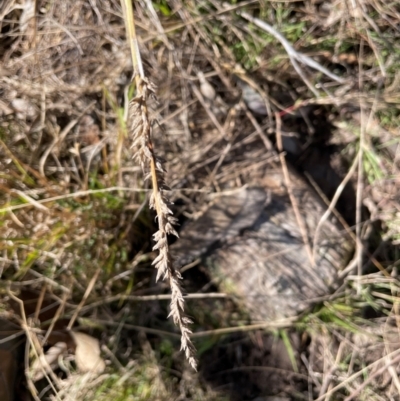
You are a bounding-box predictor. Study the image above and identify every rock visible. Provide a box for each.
[172,187,268,267]
[172,168,352,321]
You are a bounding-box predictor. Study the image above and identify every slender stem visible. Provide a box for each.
[121,0,144,79]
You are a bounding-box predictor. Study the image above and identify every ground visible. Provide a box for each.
[0,0,400,400]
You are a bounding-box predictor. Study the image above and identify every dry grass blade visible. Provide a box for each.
[275,113,313,264]
[121,0,197,370]
[238,10,345,84]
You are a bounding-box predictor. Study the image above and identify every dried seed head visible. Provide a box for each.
[128,76,197,370]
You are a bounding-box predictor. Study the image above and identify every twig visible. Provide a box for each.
[80,292,229,313]
[95,316,296,339]
[0,186,146,214]
[42,292,68,346]
[318,339,346,400]
[275,113,313,264]
[8,289,61,401]
[191,83,226,138]
[311,152,360,264]
[0,186,208,214]
[314,345,400,401]
[39,101,95,176]
[191,318,296,338]
[356,40,365,295]
[34,284,47,322]
[305,172,391,278]
[13,190,49,212]
[238,10,345,95]
[67,268,100,330]
[240,100,273,151]
[344,352,400,401]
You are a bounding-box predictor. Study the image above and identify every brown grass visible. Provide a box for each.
[122,0,196,369]
[0,0,399,399]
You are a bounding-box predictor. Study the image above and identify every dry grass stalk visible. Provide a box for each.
[122,0,197,370]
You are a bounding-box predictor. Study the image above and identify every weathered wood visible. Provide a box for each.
[172,168,352,321]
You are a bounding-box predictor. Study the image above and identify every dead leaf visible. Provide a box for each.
[70,331,105,374]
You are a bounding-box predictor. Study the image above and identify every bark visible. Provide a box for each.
[172,168,352,320]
